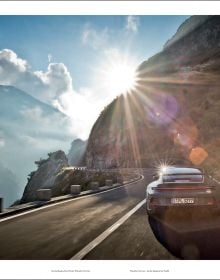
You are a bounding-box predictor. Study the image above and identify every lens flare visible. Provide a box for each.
[189,147,208,165]
[145,92,179,125]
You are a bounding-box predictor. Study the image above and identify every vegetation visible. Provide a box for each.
[51,169,130,197]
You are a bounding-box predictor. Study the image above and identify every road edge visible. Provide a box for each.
[0,174,144,222]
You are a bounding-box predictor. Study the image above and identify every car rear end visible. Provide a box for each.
[147,168,217,215]
[150,183,216,209]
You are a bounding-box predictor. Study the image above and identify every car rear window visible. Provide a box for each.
[162,174,204,183]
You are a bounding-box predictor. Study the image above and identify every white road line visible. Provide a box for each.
[70,198,146,260]
[0,175,144,223]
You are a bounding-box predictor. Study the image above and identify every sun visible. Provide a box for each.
[105,61,138,95]
[97,50,139,97]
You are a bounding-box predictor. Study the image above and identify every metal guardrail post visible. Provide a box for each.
[36,189,52,201]
[70,185,81,195]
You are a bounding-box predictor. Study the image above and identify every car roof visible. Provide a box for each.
[163,166,203,175]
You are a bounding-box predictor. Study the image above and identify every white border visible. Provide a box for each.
[0,260,220,279]
[1,1,220,279]
[0,1,219,15]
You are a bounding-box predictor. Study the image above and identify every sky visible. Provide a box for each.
[0,15,190,139]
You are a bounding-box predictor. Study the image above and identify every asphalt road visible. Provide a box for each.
[0,169,170,260]
[1,169,220,260]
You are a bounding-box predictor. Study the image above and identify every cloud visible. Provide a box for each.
[81,24,109,50]
[0,49,85,137]
[125,16,140,33]
[0,49,100,139]
[0,46,138,141]
[53,89,99,140]
[0,49,73,103]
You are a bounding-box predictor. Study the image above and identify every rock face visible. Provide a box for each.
[85,16,220,178]
[68,138,87,166]
[21,156,124,203]
[138,16,220,75]
[163,16,211,49]
[21,150,68,203]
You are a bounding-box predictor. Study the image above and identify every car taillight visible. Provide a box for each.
[152,186,214,191]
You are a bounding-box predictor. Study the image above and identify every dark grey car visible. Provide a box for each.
[146,166,217,216]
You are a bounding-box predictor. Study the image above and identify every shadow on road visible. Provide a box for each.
[97,180,146,203]
[148,209,220,259]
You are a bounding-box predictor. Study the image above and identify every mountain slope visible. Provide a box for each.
[0,85,74,206]
[85,16,220,179]
[138,16,220,78]
[0,162,20,207]
[68,138,87,166]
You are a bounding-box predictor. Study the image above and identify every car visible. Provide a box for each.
[146,166,217,216]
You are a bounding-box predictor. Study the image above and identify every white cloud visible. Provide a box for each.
[0,49,73,103]
[126,16,140,33]
[0,49,91,139]
[81,23,109,50]
[0,46,138,140]
[0,49,86,135]
[0,49,100,139]
[53,89,99,140]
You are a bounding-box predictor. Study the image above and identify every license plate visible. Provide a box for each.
[171,198,195,204]
[174,180,190,183]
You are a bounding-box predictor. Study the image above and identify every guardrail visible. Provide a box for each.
[0,171,143,219]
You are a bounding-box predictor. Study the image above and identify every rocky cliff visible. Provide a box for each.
[138,16,220,76]
[21,149,126,203]
[85,16,220,178]
[21,150,68,203]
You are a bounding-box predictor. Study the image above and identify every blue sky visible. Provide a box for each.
[0,15,190,138]
[0,16,189,89]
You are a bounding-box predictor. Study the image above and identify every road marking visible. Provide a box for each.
[0,175,144,223]
[70,198,146,260]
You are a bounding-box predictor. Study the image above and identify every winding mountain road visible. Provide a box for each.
[0,169,175,260]
[2,168,220,260]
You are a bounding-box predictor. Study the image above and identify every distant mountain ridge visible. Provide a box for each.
[0,162,20,207]
[68,138,87,166]
[0,85,59,115]
[0,85,74,206]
